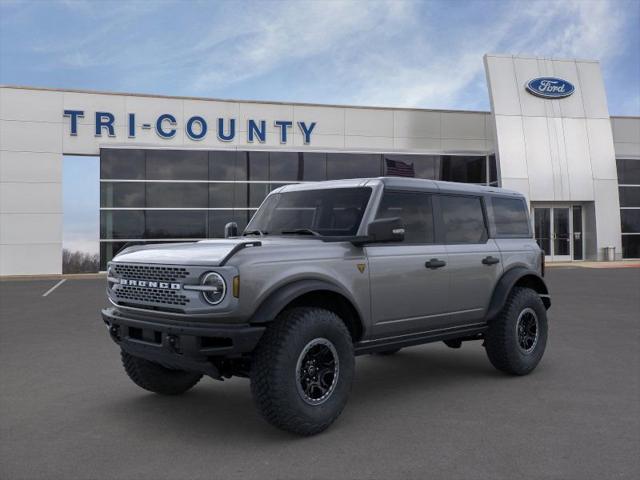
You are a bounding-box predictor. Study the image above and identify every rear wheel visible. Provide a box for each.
[485,287,548,375]
[250,307,355,436]
[121,351,202,395]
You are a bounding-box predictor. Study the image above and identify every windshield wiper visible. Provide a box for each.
[281,228,321,236]
[243,229,267,236]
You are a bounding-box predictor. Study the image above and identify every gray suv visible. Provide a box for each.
[102,177,550,435]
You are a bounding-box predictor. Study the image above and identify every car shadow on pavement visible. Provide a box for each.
[100,344,504,441]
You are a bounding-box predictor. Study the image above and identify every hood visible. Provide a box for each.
[111,237,326,266]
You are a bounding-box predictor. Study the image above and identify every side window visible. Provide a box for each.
[375,191,434,243]
[491,197,531,237]
[440,195,487,244]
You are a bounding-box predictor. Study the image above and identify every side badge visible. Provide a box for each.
[357,263,366,274]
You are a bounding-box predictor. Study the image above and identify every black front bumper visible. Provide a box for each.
[101,307,265,378]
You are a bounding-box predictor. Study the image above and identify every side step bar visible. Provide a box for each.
[354,323,487,355]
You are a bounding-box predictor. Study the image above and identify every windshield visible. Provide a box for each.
[245,187,372,237]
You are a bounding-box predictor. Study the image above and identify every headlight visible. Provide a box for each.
[107,264,116,291]
[201,272,226,305]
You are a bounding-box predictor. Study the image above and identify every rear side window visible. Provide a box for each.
[440,195,487,244]
[491,197,531,237]
[375,191,434,243]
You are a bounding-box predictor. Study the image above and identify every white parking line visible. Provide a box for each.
[42,279,67,297]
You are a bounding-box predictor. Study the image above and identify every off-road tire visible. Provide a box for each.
[485,287,548,375]
[121,350,202,395]
[250,307,355,436]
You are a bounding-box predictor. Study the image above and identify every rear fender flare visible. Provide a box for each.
[485,267,550,322]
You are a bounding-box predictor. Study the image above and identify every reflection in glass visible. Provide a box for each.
[376,192,434,243]
[146,183,208,208]
[553,208,570,256]
[621,210,640,233]
[248,151,269,180]
[534,208,551,255]
[618,187,640,207]
[622,235,640,258]
[147,150,208,180]
[100,211,145,239]
[269,152,300,181]
[100,183,145,208]
[209,183,235,207]
[572,206,583,260]
[616,158,640,185]
[208,210,252,238]
[209,150,240,181]
[492,197,530,236]
[301,153,327,181]
[441,155,486,184]
[247,187,372,236]
[440,195,487,244]
[145,211,207,238]
[249,183,270,208]
[327,153,381,179]
[489,154,498,185]
[100,149,145,179]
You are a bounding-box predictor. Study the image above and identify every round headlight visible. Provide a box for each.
[201,272,226,305]
[107,264,116,290]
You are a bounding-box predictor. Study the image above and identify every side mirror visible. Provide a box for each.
[366,217,405,243]
[224,222,239,238]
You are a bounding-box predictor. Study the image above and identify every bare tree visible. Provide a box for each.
[62,249,99,274]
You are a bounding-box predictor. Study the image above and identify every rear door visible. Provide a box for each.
[365,190,450,337]
[439,194,503,326]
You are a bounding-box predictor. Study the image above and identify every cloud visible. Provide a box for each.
[3,0,637,113]
[187,2,414,92]
[331,0,630,108]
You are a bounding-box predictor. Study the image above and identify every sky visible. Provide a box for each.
[1,0,639,113]
[1,0,639,254]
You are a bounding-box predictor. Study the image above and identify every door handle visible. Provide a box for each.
[482,256,500,265]
[425,259,446,269]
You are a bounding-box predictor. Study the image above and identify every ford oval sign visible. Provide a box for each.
[526,77,575,99]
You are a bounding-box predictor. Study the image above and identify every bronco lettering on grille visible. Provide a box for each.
[119,279,181,290]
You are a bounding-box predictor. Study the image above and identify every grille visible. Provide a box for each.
[113,264,190,282]
[115,285,190,307]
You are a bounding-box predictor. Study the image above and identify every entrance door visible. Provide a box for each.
[552,207,571,261]
[533,206,583,261]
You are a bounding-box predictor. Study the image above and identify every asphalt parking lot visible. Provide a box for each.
[1,267,639,480]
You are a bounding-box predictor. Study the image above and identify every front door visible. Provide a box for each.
[533,205,583,261]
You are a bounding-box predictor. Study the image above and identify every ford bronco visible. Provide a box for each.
[102,177,550,435]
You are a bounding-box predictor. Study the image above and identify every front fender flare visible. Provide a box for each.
[485,267,550,322]
[248,279,360,325]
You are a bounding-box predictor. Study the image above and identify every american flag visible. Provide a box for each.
[385,158,415,177]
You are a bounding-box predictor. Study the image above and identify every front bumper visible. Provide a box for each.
[101,307,265,378]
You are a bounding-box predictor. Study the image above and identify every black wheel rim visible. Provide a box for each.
[295,338,339,406]
[516,307,539,354]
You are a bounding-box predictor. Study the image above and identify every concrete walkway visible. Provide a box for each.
[547,260,640,268]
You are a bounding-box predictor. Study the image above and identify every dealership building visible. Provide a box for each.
[1,53,639,275]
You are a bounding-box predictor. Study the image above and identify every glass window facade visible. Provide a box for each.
[100,149,498,268]
[616,158,640,258]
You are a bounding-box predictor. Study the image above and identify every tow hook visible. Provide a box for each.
[167,334,181,353]
[109,325,121,342]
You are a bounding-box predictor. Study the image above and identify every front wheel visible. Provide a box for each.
[250,307,355,435]
[485,287,548,375]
